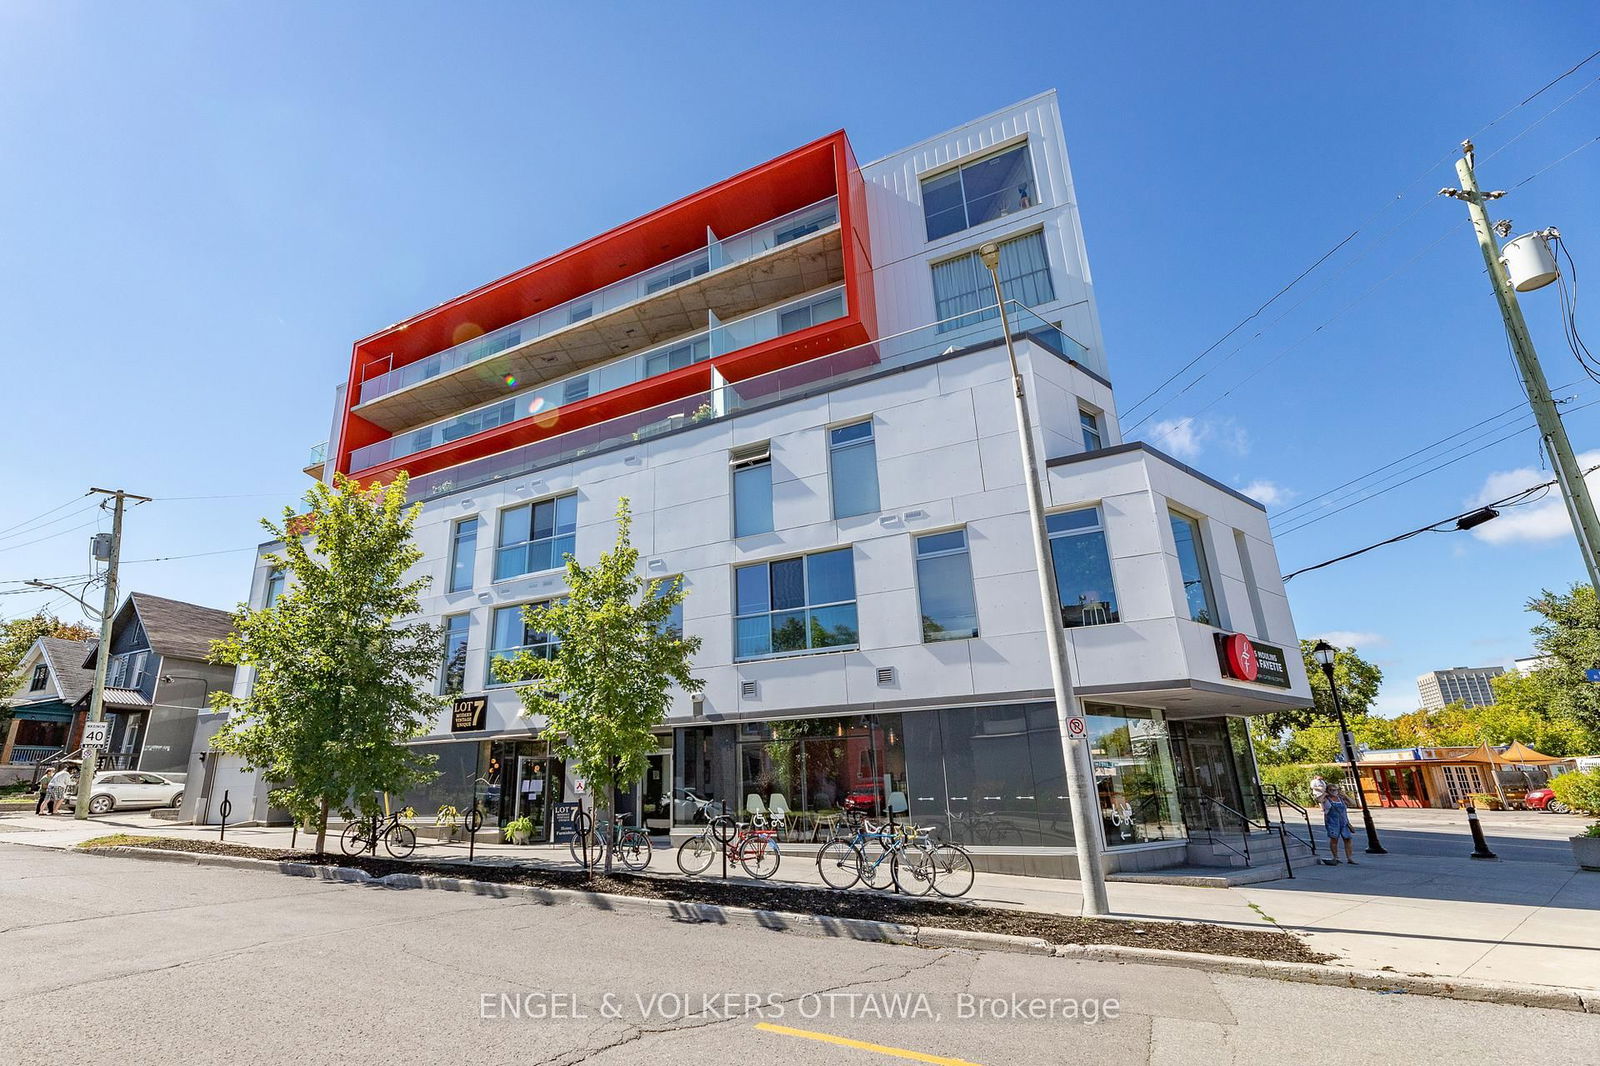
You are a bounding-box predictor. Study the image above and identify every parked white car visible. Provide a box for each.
[73,772,184,815]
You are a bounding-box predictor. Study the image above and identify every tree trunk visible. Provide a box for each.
[602,757,616,876]
[315,795,329,856]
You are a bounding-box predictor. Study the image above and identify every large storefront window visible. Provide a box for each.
[1085,705,1184,846]
[669,703,1191,851]
[393,740,489,824]
[735,716,906,834]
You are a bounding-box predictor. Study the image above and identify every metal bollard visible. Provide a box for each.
[219,790,232,842]
[465,808,483,863]
[1465,803,1498,860]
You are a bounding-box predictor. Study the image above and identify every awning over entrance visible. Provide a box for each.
[8,701,73,724]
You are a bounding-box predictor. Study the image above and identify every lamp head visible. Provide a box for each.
[978,242,1000,271]
[1312,640,1336,670]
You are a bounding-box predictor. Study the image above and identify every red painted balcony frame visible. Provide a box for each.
[339,131,875,484]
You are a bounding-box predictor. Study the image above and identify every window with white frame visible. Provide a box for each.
[734,548,857,659]
[495,494,577,581]
[731,443,773,538]
[930,231,1055,333]
[828,420,879,519]
[921,142,1037,242]
[915,529,979,642]
[448,517,479,593]
[1047,508,1120,628]
[1169,509,1220,626]
[107,650,149,689]
[441,614,470,695]
[487,603,558,685]
[30,663,48,691]
[1079,407,1104,452]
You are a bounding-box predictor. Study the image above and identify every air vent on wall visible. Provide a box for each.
[876,667,896,687]
[740,680,759,699]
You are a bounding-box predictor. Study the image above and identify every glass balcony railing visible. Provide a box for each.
[356,196,841,406]
[306,441,328,468]
[403,301,1090,501]
[348,285,849,473]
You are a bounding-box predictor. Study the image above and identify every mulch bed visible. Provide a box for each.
[81,835,1329,964]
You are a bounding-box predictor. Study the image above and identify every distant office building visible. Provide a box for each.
[1417,666,1505,710]
[1513,655,1553,674]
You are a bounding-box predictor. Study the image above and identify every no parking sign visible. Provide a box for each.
[1065,716,1087,739]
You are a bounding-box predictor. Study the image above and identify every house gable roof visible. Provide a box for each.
[8,635,96,707]
[83,592,236,667]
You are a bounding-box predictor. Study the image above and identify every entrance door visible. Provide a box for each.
[1171,718,1247,830]
[513,755,551,840]
[642,752,671,835]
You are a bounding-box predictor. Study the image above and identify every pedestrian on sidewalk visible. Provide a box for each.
[1321,783,1356,864]
[1309,773,1328,805]
[45,765,72,815]
[34,772,52,815]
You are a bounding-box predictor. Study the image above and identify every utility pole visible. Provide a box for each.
[75,487,151,820]
[979,243,1110,916]
[1444,141,1600,594]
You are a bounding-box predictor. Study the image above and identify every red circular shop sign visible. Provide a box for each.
[1223,633,1259,682]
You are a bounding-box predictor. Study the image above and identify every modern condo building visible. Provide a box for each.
[220,92,1312,874]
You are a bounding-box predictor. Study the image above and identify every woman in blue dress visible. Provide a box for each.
[1322,783,1356,864]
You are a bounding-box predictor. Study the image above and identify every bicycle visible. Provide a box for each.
[570,809,653,872]
[340,810,417,859]
[816,814,937,896]
[676,815,782,879]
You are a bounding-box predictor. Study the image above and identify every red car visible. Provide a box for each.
[1525,787,1571,813]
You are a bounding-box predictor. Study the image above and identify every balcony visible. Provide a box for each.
[348,286,848,473]
[304,441,328,479]
[350,197,843,434]
[403,301,1091,501]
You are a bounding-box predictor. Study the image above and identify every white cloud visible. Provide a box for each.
[1317,631,1385,649]
[1147,415,1250,461]
[1469,449,1600,545]
[1240,479,1294,507]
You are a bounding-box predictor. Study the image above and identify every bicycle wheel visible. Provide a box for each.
[816,839,863,890]
[616,828,653,872]
[738,836,781,879]
[859,842,895,889]
[385,824,417,859]
[892,847,938,896]
[928,843,975,898]
[570,826,602,869]
[340,822,370,856]
[676,834,716,875]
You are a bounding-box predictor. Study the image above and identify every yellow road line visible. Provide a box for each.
[753,1022,985,1066]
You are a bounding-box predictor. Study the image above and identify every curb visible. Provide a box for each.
[1057,944,1593,1013]
[80,845,1594,1014]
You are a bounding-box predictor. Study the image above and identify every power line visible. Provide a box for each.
[1281,467,1592,582]
[1268,398,1536,526]
[0,517,103,555]
[1121,49,1600,429]
[1274,396,1600,538]
[0,492,92,538]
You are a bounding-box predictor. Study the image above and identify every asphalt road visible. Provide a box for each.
[1360,807,1583,864]
[1,843,1592,1065]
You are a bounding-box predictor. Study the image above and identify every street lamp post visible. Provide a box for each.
[1311,640,1385,855]
[978,242,1109,916]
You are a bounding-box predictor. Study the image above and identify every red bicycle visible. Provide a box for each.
[675,815,782,879]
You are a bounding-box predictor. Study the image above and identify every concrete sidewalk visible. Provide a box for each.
[3,807,1595,992]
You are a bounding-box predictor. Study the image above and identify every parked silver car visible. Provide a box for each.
[72,771,184,815]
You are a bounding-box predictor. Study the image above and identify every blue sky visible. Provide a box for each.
[2,2,1597,716]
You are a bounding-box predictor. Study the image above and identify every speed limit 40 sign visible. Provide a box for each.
[81,722,109,748]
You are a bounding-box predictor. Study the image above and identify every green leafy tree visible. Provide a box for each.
[493,498,702,874]
[1,612,96,728]
[210,473,444,855]
[1252,641,1384,761]
[1523,583,1600,737]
